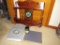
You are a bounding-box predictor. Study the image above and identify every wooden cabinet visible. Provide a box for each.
[14,1,45,26]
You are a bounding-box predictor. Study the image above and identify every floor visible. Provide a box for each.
[0,18,60,45]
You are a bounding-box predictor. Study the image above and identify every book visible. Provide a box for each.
[7,24,25,41]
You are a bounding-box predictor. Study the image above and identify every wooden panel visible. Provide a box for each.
[17,1,40,10]
[33,10,41,21]
[6,0,15,23]
[19,9,25,20]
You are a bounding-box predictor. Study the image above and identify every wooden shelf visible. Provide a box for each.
[14,1,44,27]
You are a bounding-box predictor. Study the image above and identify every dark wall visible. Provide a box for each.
[1,0,8,11]
[3,0,8,10]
